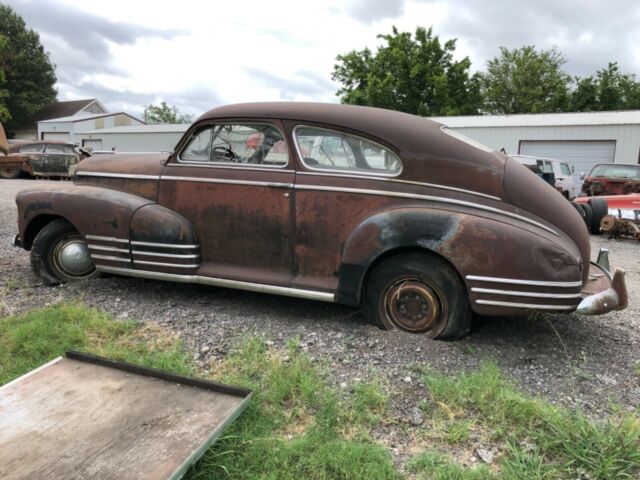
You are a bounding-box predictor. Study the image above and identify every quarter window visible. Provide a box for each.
[180,124,288,166]
[294,127,401,175]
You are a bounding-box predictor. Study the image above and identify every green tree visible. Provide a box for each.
[571,62,640,111]
[482,46,570,114]
[0,4,57,133]
[144,101,192,124]
[332,26,482,116]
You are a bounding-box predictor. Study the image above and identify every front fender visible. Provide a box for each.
[16,185,154,244]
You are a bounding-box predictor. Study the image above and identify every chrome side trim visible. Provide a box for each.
[466,275,582,288]
[295,171,502,201]
[95,265,336,302]
[134,260,200,268]
[475,299,576,310]
[168,163,295,173]
[471,288,582,299]
[88,244,130,254]
[132,250,200,259]
[161,176,293,189]
[295,185,558,235]
[85,235,129,244]
[130,240,198,249]
[90,254,131,262]
[76,172,160,180]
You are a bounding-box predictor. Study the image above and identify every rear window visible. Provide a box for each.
[294,126,401,176]
[19,144,44,154]
[589,164,640,180]
[46,144,75,154]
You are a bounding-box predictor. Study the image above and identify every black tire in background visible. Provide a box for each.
[363,252,472,340]
[31,219,99,285]
[0,165,21,179]
[588,197,608,234]
[581,203,594,233]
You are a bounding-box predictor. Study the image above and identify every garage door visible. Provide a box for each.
[519,140,616,190]
[82,139,103,150]
[42,132,70,142]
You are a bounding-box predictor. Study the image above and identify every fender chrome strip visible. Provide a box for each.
[95,265,336,302]
[471,287,582,299]
[296,171,502,201]
[88,244,130,254]
[466,275,582,288]
[134,260,200,268]
[85,235,129,244]
[161,175,293,189]
[130,240,199,249]
[132,251,200,259]
[475,299,577,310]
[91,254,131,262]
[295,185,558,235]
[76,172,160,180]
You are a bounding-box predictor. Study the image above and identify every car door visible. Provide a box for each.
[158,121,294,286]
[44,143,77,175]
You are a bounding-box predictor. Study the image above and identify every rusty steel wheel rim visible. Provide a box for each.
[383,279,443,333]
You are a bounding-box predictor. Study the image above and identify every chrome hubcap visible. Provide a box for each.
[385,279,441,332]
[54,238,94,277]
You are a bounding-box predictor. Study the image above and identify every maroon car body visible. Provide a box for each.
[581,163,640,196]
[12,103,627,338]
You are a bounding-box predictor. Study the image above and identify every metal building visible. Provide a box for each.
[431,110,640,186]
[75,124,189,152]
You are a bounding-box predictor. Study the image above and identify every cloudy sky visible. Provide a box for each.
[8,0,640,119]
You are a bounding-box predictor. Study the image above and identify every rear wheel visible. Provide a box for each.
[0,165,21,179]
[363,252,471,340]
[31,219,99,285]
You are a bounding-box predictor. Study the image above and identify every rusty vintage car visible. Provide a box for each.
[0,139,89,179]
[10,103,628,339]
[581,163,640,196]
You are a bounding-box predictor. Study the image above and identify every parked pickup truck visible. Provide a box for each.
[8,104,628,339]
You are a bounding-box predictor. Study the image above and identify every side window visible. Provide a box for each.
[180,124,288,166]
[181,127,213,162]
[561,163,572,175]
[210,124,287,166]
[45,144,69,154]
[294,126,401,175]
[20,144,44,154]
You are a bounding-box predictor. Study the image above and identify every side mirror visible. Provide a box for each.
[580,172,586,180]
[0,123,8,156]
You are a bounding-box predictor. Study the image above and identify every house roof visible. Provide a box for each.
[40,112,145,124]
[429,110,640,128]
[17,99,99,130]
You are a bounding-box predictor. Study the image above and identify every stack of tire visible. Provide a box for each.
[572,197,608,234]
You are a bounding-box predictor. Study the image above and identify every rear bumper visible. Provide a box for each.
[576,248,628,315]
[12,234,22,249]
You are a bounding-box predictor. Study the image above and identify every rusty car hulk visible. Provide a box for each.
[11,103,628,339]
[0,139,90,179]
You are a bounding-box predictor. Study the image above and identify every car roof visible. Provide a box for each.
[198,102,444,151]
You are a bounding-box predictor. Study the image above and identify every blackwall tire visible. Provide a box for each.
[581,203,594,233]
[363,252,472,340]
[31,219,99,285]
[0,166,21,179]
[588,197,608,234]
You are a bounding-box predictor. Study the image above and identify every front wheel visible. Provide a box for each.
[363,252,471,340]
[31,219,99,285]
[0,165,21,179]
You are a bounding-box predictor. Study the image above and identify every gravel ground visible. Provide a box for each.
[1,179,639,453]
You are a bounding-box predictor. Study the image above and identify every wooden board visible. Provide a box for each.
[0,353,251,480]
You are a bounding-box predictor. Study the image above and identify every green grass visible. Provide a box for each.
[3,304,639,480]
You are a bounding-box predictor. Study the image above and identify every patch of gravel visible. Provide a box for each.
[2,179,639,454]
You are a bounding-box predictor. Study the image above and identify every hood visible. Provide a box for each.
[76,152,169,177]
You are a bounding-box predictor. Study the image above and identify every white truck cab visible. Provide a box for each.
[511,155,576,199]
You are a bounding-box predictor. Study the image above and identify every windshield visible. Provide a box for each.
[589,164,640,180]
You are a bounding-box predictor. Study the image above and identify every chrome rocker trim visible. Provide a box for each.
[95,265,336,303]
[471,288,582,299]
[466,275,582,288]
[475,300,577,310]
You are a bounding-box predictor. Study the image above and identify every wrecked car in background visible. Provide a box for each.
[0,139,89,179]
[581,163,640,196]
[11,103,628,339]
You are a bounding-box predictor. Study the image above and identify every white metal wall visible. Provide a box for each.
[75,132,184,152]
[447,124,640,164]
